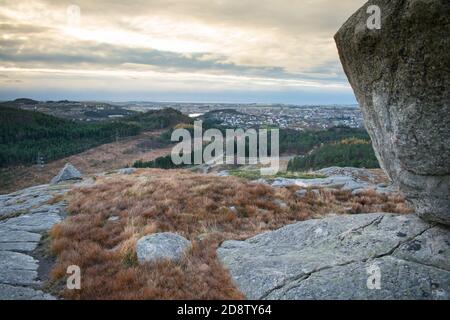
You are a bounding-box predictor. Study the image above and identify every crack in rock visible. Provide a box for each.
[0,183,73,300]
[218,213,449,300]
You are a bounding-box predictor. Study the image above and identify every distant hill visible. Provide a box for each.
[205,108,244,115]
[13,98,39,105]
[126,108,192,129]
[0,105,192,167]
[200,108,245,120]
[2,99,140,121]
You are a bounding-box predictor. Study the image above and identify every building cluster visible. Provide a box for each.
[15,99,364,130]
[197,105,364,130]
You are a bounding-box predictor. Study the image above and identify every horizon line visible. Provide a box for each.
[2,97,359,107]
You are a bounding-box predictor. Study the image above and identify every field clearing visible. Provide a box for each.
[0,131,172,194]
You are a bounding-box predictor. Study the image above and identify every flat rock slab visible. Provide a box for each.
[0,251,39,286]
[269,256,449,300]
[0,242,39,252]
[314,167,379,184]
[0,229,41,243]
[271,175,381,193]
[0,210,62,233]
[218,213,450,300]
[0,228,41,252]
[0,284,55,300]
[0,183,77,300]
[0,184,67,218]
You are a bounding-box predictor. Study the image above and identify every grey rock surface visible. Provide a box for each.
[295,189,308,198]
[0,284,55,300]
[267,256,449,300]
[334,0,450,224]
[0,210,62,232]
[0,183,73,300]
[117,168,136,175]
[271,175,373,191]
[136,232,190,264]
[0,251,40,286]
[0,185,56,217]
[50,163,82,184]
[218,213,450,300]
[217,171,230,177]
[314,167,378,184]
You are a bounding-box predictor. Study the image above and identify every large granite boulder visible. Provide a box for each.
[136,232,190,264]
[218,213,450,300]
[334,0,450,225]
[50,163,82,184]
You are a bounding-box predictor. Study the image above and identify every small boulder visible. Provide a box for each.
[136,232,190,264]
[50,163,82,184]
[274,199,288,209]
[228,206,238,214]
[295,189,308,198]
[217,171,229,177]
[117,168,136,175]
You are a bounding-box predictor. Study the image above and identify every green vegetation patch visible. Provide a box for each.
[0,104,192,168]
[288,138,379,171]
[227,169,326,181]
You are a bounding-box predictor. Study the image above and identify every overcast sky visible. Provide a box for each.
[0,0,366,103]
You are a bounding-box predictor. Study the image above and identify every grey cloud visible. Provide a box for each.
[0,23,50,34]
[2,79,23,83]
[0,36,346,84]
[39,0,364,34]
[0,0,359,100]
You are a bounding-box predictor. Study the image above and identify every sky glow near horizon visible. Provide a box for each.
[0,0,365,104]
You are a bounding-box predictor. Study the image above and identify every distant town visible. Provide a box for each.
[12,98,364,131]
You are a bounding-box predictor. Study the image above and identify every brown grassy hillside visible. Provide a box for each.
[49,169,411,299]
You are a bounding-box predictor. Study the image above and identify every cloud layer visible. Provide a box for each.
[0,0,365,103]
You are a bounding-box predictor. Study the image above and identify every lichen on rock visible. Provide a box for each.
[334,0,450,225]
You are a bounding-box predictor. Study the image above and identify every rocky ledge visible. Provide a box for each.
[218,213,449,300]
[0,183,71,299]
[271,168,395,195]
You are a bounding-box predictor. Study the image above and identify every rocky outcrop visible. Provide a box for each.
[117,168,136,175]
[136,232,190,264]
[273,175,373,192]
[270,168,396,195]
[218,213,450,300]
[0,184,70,300]
[50,163,82,184]
[314,167,380,184]
[334,0,450,225]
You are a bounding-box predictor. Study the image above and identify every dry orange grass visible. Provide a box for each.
[49,169,412,300]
